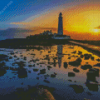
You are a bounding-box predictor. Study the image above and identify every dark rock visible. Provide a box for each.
[28,70,31,73]
[33,69,39,72]
[68,57,71,59]
[86,83,98,91]
[87,71,96,82]
[51,74,56,78]
[40,69,46,74]
[89,68,99,77]
[21,82,23,85]
[78,51,82,55]
[91,56,94,60]
[9,56,12,59]
[18,68,27,78]
[33,64,35,67]
[96,58,100,61]
[69,58,82,66]
[72,51,76,54]
[70,85,84,93]
[36,77,39,80]
[0,67,6,76]
[73,68,79,72]
[47,66,52,70]
[80,55,84,58]
[68,72,75,77]
[24,57,27,60]
[87,92,92,95]
[68,79,72,82]
[81,65,92,70]
[64,62,68,68]
[4,66,9,70]
[94,63,100,67]
[44,80,50,83]
[14,55,17,58]
[28,65,32,67]
[16,61,25,68]
[84,54,92,60]
[0,62,5,67]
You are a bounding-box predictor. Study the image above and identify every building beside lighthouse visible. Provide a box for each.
[53,12,70,39]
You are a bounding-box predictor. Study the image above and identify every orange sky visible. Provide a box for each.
[11,0,100,40]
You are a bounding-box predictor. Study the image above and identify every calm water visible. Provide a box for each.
[0,44,100,100]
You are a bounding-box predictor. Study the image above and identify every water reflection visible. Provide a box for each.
[57,45,63,68]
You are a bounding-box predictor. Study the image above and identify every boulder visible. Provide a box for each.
[73,68,79,72]
[68,72,75,77]
[69,58,82,66]
[81,65,92,70]
[40,69,46,74]
[64,62,68,68]
[70,85,84,93]
[18,68,27,78]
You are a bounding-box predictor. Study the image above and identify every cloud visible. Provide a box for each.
[0,28,34,40]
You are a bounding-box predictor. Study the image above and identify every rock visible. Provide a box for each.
[4,66,9,70]
[69,58,82,66]
[21,82,23,85]
[9,56,12,59]
[40,69,46,74]
[0,67,6,76]
[68,57,71,59]
[47,66,52,70]
[14,55,17,58]
[28,70,31,73]
[44,74,49,79]
[33,64,35,67]
[91,56,94,60]
[64,62,68,68]
[18,68,27,78]
[36,77,39,80]
[81,65,92,70]
[16,61,25,68]
[72,51,76,54]
[51,74,56,78]
[73,68,79,72]
[84,54,92,60]
[86,71,96,82]
[33,69,39,72]
[0,62,5,67]
[28,65,32,67]
[68,79,72,82]
[86,82,98,91]
[78,51,82,55]
[89,68,99,77]
[70,85,84,93]
[44,80,50,83]
[24,57,27,60]
[94,63,100,67]
[68,72,75,77]
[96,58,100,61]
[80,55,84,58]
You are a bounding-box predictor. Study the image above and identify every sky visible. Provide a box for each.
[0,0,100,40]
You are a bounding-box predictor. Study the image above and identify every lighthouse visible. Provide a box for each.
[58,12,63,35]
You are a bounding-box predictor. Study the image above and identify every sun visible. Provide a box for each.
[94,29,99,33]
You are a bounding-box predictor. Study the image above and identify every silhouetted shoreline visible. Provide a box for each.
[0,38,71,49]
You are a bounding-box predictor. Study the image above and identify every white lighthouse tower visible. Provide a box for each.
[58,12,63,35]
